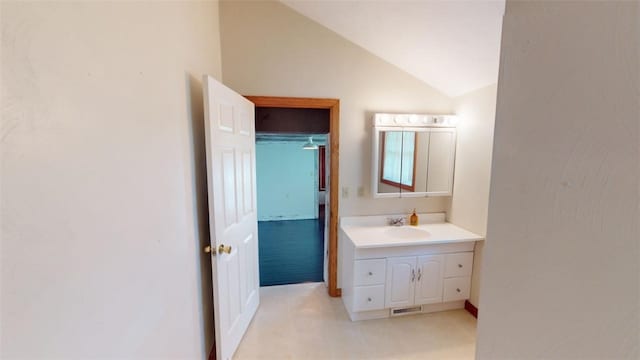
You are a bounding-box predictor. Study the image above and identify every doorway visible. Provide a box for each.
[245,96,340,297]
[255,133,327,286]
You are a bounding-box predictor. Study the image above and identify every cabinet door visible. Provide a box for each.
[385,256,416,308]
[414,255,444,305]
[426,129,456,196]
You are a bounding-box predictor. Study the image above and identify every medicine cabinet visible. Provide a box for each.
[371,113,457,198]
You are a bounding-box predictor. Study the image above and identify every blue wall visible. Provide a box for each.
[256,141,318,221]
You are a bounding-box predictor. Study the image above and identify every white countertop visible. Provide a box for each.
[340,214,484,248]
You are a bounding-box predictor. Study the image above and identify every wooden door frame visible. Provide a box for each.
[245,96,341,297]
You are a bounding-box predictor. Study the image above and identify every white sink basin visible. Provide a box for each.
[384,226,430,240]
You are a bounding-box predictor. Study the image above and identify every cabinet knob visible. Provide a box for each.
[367,297,372,302]
[368,271,373,276]
[456,288,461,293]
[458,264,463,268]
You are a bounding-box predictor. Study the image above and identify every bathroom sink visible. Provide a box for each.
[384,227,429,240]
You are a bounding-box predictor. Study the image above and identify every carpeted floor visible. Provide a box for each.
[258,217,324,286]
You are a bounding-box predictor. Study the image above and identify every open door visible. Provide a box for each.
[203,75,259,360]
[323,134,330,286]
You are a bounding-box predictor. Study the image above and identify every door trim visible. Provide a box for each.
[244,96,341,297]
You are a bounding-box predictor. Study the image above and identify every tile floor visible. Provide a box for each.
[233,283,477,359]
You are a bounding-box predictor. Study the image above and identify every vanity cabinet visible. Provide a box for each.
[339,214,483,321]
[342,247,474,321]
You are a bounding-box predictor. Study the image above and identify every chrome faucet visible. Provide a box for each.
[388,217,405,226]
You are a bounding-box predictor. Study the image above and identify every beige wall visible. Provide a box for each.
[446,83,497,307]
[1,2,222,358]
[477,2,638,359]
[219,1,453,217]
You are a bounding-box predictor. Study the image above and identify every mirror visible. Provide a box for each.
[424,129,456,195]
[373,125,456,198]
[377,130,429,194]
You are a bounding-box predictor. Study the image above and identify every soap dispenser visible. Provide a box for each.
[409,209,419,226]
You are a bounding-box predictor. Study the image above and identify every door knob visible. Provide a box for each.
[204,245,212,254]
[218,244,232,254]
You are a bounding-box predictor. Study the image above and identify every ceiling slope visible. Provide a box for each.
[281,0,504,97]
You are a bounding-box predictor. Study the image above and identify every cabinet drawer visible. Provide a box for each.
[444,252,473,278]
[353,285,385,312]
[443,277,471,302]
[354,259,386,286]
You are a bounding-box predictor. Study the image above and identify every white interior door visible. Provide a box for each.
[323,134,330,286]
[203,75,259,360]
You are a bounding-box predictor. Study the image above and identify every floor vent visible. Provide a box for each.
[391,306,422,316]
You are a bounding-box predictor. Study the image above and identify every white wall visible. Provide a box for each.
[219,1,453,217]
[447,84,497,307]
[256,141,317,221]
[478,2,638,359]
[1,2,222,358]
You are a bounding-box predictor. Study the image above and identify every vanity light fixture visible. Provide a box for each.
[303,136,318,150]
[444,115,460,126]
[373,113,459,127]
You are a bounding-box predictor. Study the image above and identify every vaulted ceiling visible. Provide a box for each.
[281,1,505,97]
